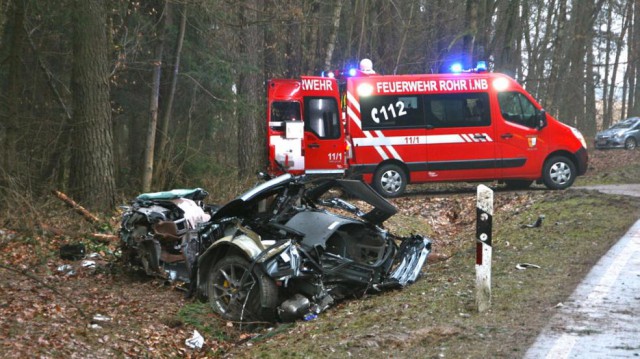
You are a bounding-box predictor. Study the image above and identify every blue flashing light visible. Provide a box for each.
[451,63,463,73]
[348,68,358,76]
[476,61,487,72]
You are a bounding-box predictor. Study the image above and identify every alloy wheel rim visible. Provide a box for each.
[381,170,401,193]
[550,162,571,185]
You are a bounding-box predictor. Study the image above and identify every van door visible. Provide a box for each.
[494,91,547,178]
[303,97,346,174]
[424,92,497,181]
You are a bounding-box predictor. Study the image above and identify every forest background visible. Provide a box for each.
[0,0,638,212]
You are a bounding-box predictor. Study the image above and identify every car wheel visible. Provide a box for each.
[542,156,576,190]
[373,164,407,197]
[207,255,278,322]
[624,137,637,150]
[504,180,533,190]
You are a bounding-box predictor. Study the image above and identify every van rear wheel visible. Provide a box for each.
[542,156,576,190]
[373,164,407,197]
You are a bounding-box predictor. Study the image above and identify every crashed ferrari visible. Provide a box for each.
[120,174,432,322]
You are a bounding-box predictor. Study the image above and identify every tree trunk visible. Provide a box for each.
[632,1,640,115]
[393,2,415,75]
[463,0,478,68]
[68,0,116,211]
[305,1,320,73]
[323,0,344,71]
[2,0,25,181]
[237,0,262,177]
[490,0,520,77]
[606,1,632,127]
[155,4,187,188]
[142,1,168,192]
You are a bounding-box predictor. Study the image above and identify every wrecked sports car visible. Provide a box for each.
[120,174,432,322]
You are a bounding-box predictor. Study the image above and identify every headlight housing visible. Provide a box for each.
[570,127,587,149]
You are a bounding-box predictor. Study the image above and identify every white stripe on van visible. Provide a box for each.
[375,130,404,161]
[352,134,493,147]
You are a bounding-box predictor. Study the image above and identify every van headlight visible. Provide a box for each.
[570,127,587,149]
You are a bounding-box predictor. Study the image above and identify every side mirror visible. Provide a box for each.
[536,109,547,130]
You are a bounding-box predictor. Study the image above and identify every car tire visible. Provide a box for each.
[373,164,407,197]
[207,254,278,322]
[542,156,576,190]
[504,180,533,190]
[624,137,637,150]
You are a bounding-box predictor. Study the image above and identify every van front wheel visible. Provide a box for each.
[542,156,576,190]
[373,164,407,197]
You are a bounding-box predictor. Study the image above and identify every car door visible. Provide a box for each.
[423,92,497,181]
[303,97,346,174]
[494,91,547,178]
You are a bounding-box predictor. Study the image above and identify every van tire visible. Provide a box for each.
[373,164,407,197]
[542,156,576,190]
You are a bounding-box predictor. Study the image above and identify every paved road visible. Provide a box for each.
[525,185,640,358]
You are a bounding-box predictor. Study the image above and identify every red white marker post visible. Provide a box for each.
[475,184,493,312]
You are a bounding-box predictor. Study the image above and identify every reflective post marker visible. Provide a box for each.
[475,184,493,312]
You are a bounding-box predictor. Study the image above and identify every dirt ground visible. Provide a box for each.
[1,148,640,358]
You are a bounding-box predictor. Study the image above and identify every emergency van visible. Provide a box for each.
[267,70,588,197]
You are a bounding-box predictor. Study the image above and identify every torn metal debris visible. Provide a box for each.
[119,174,433,322]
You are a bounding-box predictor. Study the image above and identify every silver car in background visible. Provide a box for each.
[595,117,640,150]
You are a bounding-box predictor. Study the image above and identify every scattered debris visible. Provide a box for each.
[185,330,204,349]
[554,302,564,308]
[521,215,545,228]
[516,263,541,270]
[59,243,86,260]
[81,260,96,269]
[92,314,112,322]
[57,264,75,276]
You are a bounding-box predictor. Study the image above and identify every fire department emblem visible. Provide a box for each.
[527,136,537,148]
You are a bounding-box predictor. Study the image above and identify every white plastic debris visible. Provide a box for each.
[81,260,96,268]
[185,330,204,349]
[516,263,541,270]
[93,314,112,322]
[57,264,73,272]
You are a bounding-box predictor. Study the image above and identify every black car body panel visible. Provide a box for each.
[121,174,432,323]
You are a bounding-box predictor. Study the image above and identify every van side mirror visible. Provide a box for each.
[536,110,547,130]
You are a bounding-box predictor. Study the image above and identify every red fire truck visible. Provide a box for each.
[266,67,588,197]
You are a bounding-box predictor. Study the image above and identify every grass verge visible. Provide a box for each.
[224,189,640,358]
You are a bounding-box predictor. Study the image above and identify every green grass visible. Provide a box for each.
[227,190,640,358]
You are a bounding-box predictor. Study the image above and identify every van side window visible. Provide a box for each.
[304,98,340,139]
[498,92,537,128]
[270,101,301,131]
[425,93,490,128]
[360,95,425,130]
